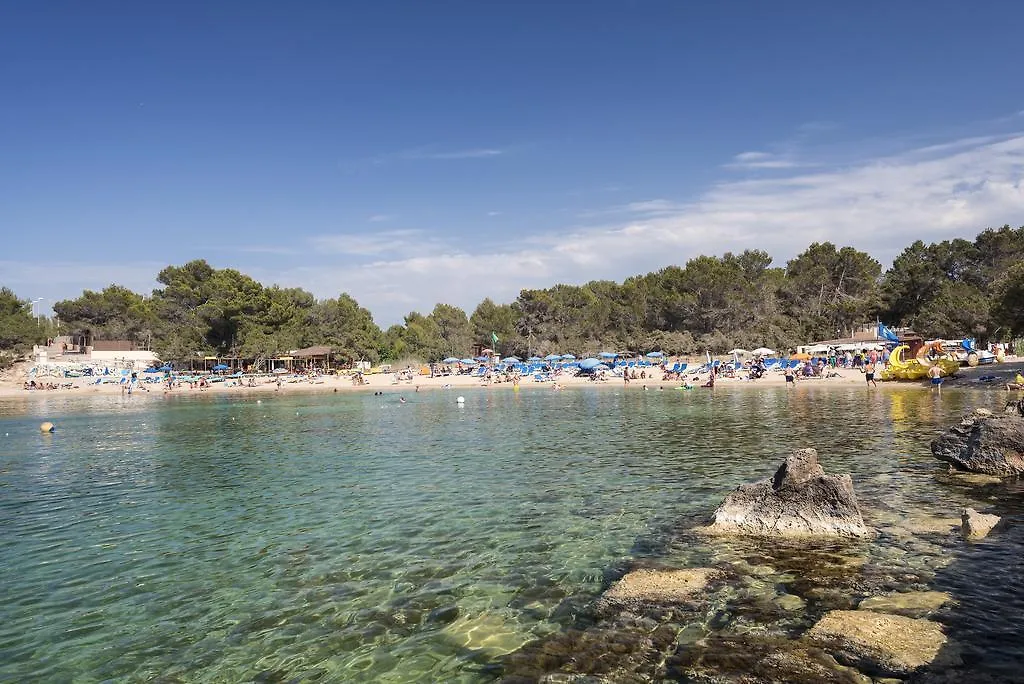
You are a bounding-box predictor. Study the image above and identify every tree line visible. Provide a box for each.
[1,224,1022,366]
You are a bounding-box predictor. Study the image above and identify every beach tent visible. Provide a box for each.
[645,351,664,358]
[750,347,775,356]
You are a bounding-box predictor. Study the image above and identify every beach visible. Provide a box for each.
[0,362,892,401]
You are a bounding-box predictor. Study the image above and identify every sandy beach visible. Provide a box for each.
[0,362,899,401]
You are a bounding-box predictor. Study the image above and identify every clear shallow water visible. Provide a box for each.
[0,387,1019,682]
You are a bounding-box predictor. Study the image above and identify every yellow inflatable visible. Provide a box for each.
[880,343,959,381]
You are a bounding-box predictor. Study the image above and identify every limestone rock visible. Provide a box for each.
[961,507,1001,539]
[700,448,872,537]
[931,412,1024,476]
[806,610,957,677]
[597,567,718,612]
[858,591,954,618]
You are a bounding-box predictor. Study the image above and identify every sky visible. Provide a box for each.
[2,1,1023,325]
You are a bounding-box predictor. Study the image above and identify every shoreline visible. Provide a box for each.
[1,365,1014,402]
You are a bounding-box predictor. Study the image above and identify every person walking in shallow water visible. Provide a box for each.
[864,360,877,388]
[928,364,943,392]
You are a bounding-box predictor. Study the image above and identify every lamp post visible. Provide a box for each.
[30,298,44,326]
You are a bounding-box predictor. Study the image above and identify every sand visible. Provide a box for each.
[0,362,890,401]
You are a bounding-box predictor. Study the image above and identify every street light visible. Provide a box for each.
[30,298,44,326]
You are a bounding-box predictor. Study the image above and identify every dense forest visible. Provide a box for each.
[2,224,1023,366]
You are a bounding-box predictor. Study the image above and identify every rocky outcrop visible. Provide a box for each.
[806,610,958,677]
[961,507,1001,539]
[931,409,1024,476]
[699,448,872,537]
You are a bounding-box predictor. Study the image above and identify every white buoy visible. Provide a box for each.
[39,422,55,433]
[456,396,465,404]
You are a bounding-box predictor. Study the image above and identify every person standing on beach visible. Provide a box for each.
[864,360,877,388]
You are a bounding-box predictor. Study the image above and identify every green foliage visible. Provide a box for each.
[53,285,156,342]
[0,287,41,366]
[9,223,1023,365]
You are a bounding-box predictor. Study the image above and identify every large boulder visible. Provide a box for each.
[699,448,872,537]
[931,409,1024,476]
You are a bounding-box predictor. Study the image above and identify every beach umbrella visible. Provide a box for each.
[750,347,775,356]
[528,356,543,361]
[560,353,576,360]
[501,356,520,363]
[544,354,561,361]
[143,367,159,373]
[460,358,475,364]
[212,364,229,371]
[645,351,664,358]
[442,357,459,363]
[727,348,749,356]
[594,363,610,371]
[578,358,602,370]
[791,352,812,361]
[158,364,172,372]
[598,351,617,359]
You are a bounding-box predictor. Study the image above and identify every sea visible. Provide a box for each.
[1,386,1022,682]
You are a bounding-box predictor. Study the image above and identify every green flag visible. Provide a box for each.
[491,331,499,345]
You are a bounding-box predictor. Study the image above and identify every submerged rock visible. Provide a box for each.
[597,567,718,613]
[857,591,954,618]
[699,448,872,538]
[931,410,1024,476]
[961,507,1001,540]
[806,610,957,677]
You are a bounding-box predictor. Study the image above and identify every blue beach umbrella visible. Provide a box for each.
[528,356,543,361]
[560,353,576,360]
[544,354,561,361]
[578,358,602,370]
[213,364,229,371]
[501,356,520,363]
[442,357,459,363]
[598,351,617,359]
[158,365,172,372]
[594,363,610,371]
[460,358,475,364]
[646,351,664,358]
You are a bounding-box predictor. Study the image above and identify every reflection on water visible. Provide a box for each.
[0,387,1018,681]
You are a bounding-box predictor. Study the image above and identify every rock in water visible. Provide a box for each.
[961,507,1001,539]
[700,448,871,537]
[806,610,957,677]
[931,410,1024,476]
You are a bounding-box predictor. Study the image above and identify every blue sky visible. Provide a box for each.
[2,1,1023,325]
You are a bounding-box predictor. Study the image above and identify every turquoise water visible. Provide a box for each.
[0,387,1017,681]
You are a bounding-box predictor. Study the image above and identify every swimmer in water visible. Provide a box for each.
[399,397,406,403]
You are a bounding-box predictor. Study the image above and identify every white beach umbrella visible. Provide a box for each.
[750,347,776,356]
[727,348,749,355]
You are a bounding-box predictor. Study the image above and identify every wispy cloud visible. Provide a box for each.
[368,214,395,223]
[9,128,1024,326]
[726,150,801,169]
[291,131,1024,323]
[364,145,507,167]
[308,229,431,258]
